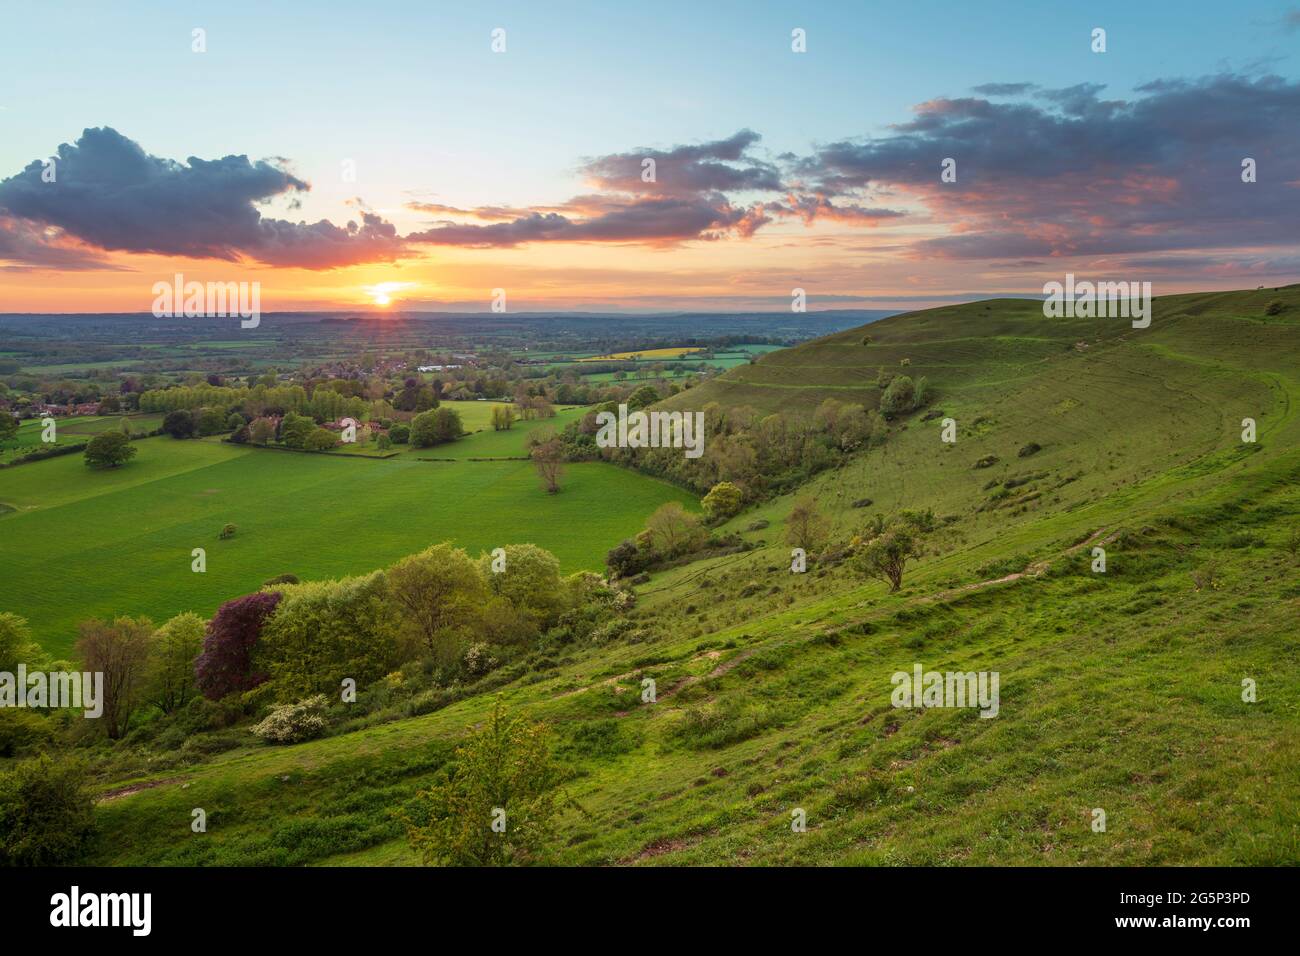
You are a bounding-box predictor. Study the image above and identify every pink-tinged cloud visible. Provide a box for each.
[0,127,408,270]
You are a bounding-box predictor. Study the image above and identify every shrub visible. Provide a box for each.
[1264,299,1284,316]
[702,481,745,521]
[219,523,237,539]
[262,573,299,587]
[1018,442,1042,458]
[0,709,53,758]
[402,700,564,866]
[0,755,96,866]
[389,423,410,444]
[250,694,330,744]
[606,539,643,577]
[879,375,916,418]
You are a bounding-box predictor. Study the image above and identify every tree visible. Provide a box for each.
[389,423,410,444]
[162,409,195,438]
[0,612,44,673]
[75,616,153,739]
[147,612,205,714]
[411,407,463,447]
[627,385,660,410]
[851,522,921,592]
[196,406,228,436]
[303,427,337,451]
[479,544,565,636]
[0,755,96,866]
[785,496,830,554]
[0,412,17,443]
[643,502,705,558]
[194,591,283,700]
[226,412,246,432]
[531,437,565,493]
[249,417,275,445]
[387,544,487,658]
[83,431,137,469]
[256,572,401,699]
[491,404,517,431]
[402,700,564,866]
[279,412,315,449]
[702,481,745,521]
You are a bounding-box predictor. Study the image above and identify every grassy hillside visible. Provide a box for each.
[50,287,1300,865]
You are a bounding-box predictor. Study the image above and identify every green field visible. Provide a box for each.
[9,288,1300,867]
[1,413,162,462]
[0,419,695,657]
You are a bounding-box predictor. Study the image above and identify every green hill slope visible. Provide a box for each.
[82,287,1300,866]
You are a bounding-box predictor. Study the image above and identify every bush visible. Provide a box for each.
[0,709,53,758]
[402,700,564,865]
[251,694,330,744]
[702,481,745,521]
[1264,299,1284,316]
[0,755,96,866]
[1018,442,1042,458]
[219,523,237,539]
[389,423,410,444]
[879,375,916,419]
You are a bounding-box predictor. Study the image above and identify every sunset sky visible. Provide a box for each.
[2,0,1298,313]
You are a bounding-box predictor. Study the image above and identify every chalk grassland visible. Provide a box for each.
[0,414,696,657]
[28,288,1300,866]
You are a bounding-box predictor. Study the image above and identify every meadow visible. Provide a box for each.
[0,414,695,657]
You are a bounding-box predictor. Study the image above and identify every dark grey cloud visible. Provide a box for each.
[0,127,407,269]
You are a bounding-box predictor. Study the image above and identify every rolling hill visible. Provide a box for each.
[76,287,1300,865]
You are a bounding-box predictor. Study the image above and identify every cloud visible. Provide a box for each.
[0,127,407,269]
[5,75,1299,274]
[794,73,1300,263]
[971,83,1038,96]
[0,216,123,272]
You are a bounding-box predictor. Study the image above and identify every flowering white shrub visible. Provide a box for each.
[251,694,330,744]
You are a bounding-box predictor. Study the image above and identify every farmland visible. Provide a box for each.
[0,418,696,657]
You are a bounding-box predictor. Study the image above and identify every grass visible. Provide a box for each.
[0,428,696,657]
[13,287,1300,867]
[0,413,162,463]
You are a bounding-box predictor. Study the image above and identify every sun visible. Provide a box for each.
[362,281,415,308]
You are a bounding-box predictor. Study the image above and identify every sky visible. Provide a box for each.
[1,0,1298,313]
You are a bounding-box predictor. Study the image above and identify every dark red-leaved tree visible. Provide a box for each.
[194,591,282,700]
